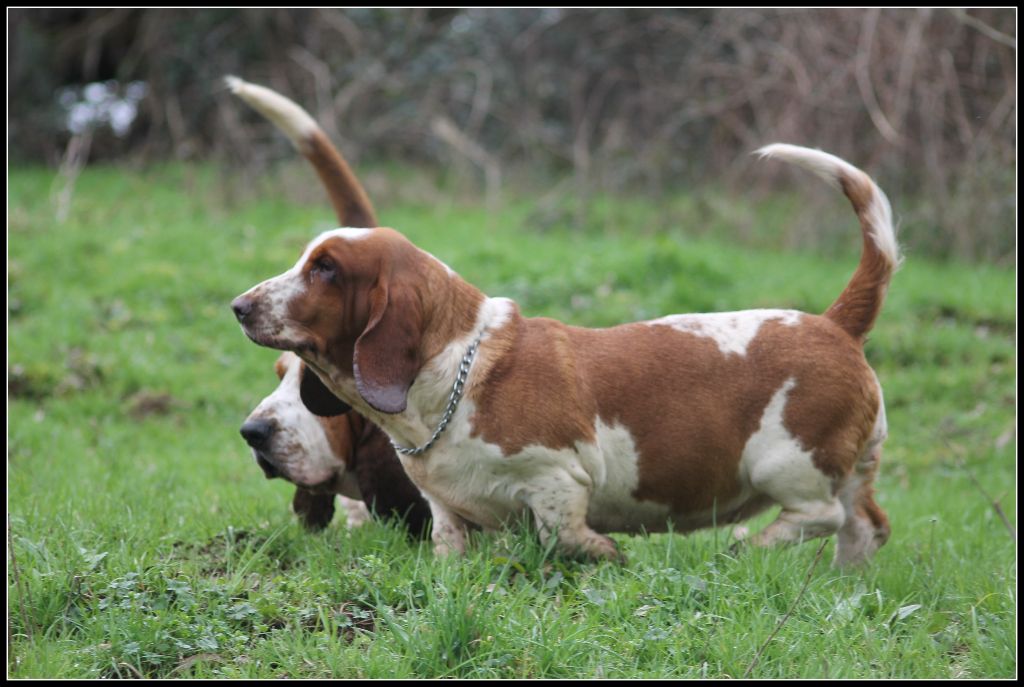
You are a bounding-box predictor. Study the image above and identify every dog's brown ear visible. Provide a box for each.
[300,366,352,417]
[353,282,423,414]
[292,488,335,531]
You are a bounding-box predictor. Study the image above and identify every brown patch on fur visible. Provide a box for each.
[290,229,483,416]
[274,354,289,380]
[341,412,432,536]
[470,311,881,517]
[852,447,891,544]
[470,308,597,455]
[319,412,357,470]
[824,173,895,342]
[303,129,378,229]
[292,487,336,531]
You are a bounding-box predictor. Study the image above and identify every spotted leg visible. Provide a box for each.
[525,474,625,564]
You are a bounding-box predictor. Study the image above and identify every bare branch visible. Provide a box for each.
[855,8,903,145]
[431,115,502,210]
[950,8,1016,50]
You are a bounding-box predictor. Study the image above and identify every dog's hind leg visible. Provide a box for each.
[834,444,890,566]
[746,497,845,549]
[833,390,890,566]
[742,378,847,550]
[745,443,848,550]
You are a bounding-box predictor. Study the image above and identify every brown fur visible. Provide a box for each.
[824,174,895,342]
[292,487,336,531]
[469,308,880,519]
[302,129,378,229]
[297,229,483,417]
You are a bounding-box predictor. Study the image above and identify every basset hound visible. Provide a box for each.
[228,76,428,536]
[241,351,431,535]
[230,82,896,566]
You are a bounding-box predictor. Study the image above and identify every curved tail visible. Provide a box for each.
[756,144,901,342]
[225,75,378,228]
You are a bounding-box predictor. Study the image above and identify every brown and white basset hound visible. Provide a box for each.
[228,77,428,536]
[231,84,896,566]
[241,351,431,535]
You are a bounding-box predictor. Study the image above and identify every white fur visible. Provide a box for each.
[246,352,359,494]
[756,143,901,268]
[741,377,845,546]
[226,75,319,151]
[398,400,673,542]
[646,309,802,356]
[742,378,825,498]
[236,267,308,347]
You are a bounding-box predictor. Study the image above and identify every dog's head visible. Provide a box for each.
[240,351,362,492]
[232,227,465,417]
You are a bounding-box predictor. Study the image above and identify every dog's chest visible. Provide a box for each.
[398,435,532,529]
[399,413,735,533]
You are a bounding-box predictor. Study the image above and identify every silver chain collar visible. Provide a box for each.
[390,332,483,457]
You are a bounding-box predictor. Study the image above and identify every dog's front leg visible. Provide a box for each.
[425,495,471,557]
[292,488,336,531]
[526,476,625,564]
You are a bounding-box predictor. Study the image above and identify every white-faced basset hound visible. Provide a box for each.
[241,351,431,535]
[230,83,897,566]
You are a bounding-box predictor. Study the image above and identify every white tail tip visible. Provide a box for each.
[223,74,319,150]
[755,143,901,268]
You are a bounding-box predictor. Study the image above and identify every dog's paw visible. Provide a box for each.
[432,540,466,558]
[576,533,627,565]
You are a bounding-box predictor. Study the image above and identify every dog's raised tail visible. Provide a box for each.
[756,143,901,342]
[225,75,377,228]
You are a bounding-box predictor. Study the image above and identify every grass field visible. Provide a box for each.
[8,164,1016,678]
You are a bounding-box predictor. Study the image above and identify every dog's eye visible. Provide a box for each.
[310,257,336,282]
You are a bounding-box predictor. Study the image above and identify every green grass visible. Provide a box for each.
[8,164,1016,678]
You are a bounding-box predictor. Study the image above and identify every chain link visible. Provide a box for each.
[390,333,483,457]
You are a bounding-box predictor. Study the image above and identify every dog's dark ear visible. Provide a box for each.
[353,282,423,414]
[292,488,335,531]
[300,365,352,417]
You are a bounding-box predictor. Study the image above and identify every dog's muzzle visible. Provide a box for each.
[231,295,256,324]
[240,418,281,479]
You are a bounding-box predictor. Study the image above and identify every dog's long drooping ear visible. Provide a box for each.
[292,487,336,531]
[353,282,424,414]
[300,366,352,417]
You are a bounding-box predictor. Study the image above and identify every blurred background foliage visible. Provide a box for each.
[8,7,1016,262]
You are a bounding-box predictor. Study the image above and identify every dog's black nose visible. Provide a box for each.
[240,418,276,449]
[231,296,254,322]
